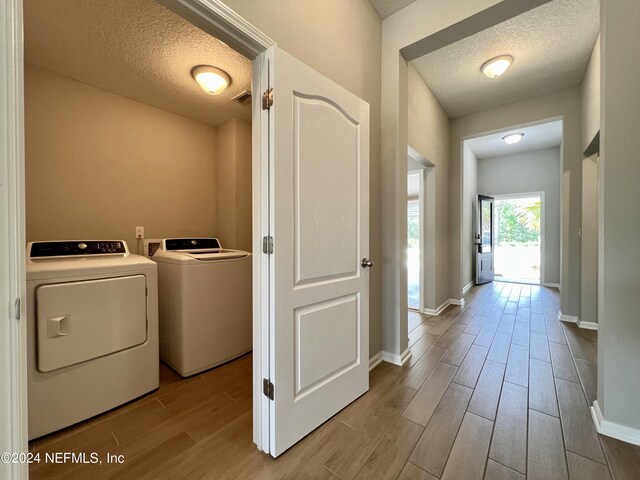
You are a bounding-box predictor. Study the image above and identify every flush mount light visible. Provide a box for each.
[502,133,525,145]
[481,55,514,78]
[191,65,231,95]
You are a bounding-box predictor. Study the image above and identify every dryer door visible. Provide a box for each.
[36,275,147,372]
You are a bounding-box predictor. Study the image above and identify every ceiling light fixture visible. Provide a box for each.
[481,55,514,78]
[502,133,524,145]
[191,65,231,95]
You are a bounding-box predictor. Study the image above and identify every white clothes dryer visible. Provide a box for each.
[153,238,252,377]
[26,240,158,439]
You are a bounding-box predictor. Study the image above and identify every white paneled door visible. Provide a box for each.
[268,47,370,457]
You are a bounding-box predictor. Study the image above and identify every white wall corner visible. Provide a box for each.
[578,321,598,331]
[462,282,474,295]
[422,299,450,317]
[558,310,579,323]
[381,348,412,367]
[591,400,640,446]
[450,298,465,307]
[369,351,383,371]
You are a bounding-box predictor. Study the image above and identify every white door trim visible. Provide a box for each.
[0,1,28,478]
[491,191,546,286]
[2,0,277,469]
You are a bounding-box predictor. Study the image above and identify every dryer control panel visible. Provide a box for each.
[29,241,128,258]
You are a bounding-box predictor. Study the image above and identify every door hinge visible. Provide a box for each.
[262,236,274,254]
[262,88,273,110]
[263,378,274,400]
[14,297,21,320]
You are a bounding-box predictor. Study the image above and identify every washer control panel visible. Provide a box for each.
[29,241,128,258]
[164,238,221,251]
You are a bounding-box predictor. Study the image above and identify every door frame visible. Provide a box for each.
[407,169,424,312]
[1,0,276,474]
[490,191,546,285]
[0,1,28,479]
[407,147,436,314]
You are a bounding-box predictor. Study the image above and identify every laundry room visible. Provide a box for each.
[23,0,255,470]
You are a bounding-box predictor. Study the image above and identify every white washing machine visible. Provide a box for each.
[26,240,158,440]
[153,238,252,377]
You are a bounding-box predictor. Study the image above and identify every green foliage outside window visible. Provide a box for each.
[408,215,420,248]
[495,200,540,245]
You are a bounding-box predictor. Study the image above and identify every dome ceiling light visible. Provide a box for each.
[481,55,514,78]
[502,133,525,144]
[191,65,231,95]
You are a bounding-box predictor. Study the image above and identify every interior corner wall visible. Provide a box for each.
[221,0,384,355]
[477,147,562,285]
[581,154,598,325]
[450,86,582,317]
[407,64,451,310]
[598,0,640,431]
[215,117,252,252]
[24,64,218,250]
[462,144,478,289]
[580,34,600,327]
[581,34,600,152]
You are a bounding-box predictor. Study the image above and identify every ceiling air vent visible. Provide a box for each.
[232,90,252,104]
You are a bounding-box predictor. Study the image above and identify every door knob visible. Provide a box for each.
[361,258,374,268]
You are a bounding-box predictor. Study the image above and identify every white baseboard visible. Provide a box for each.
[423,298,465,316]
[558,310,579,324]
[578,321,599,331]
[463,282,474,294]
[369,351,383,371]
[543,282,560,288]
[591,400,640,445]
[381,348,412,366]
[422,299,450,317]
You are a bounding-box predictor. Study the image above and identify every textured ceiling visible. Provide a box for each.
[369,0,417,19]
[24,0,251,127]
[411,0,599,118]
[466,120,562,159]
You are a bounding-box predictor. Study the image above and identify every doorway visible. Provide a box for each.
[493,194,543,284]
[407,173,421,310]
[5,0,372,469]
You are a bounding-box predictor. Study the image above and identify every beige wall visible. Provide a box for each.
[462,143,478,289]
[598,0,640,430]
[407,64,451,309]
[223,0,384,355]
[25,65,219,250]
[580,34,600,327]
[215,117,252,252]
[450,86,583,317]
[581,34,600,151]
[581,154,598,325]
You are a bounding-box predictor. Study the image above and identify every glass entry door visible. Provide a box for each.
[475,195,495,284]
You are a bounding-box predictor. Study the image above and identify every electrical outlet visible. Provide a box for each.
[136,226,145,239]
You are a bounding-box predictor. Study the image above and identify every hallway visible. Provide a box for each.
[28,283,639,479]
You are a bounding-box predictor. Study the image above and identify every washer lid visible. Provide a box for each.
[153,237,253,264]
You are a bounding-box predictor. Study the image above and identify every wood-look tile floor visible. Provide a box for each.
[29,282,640,479]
